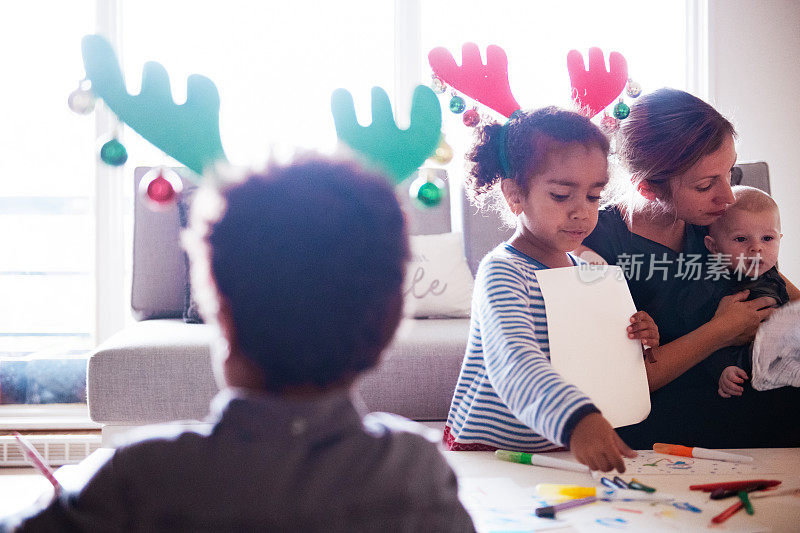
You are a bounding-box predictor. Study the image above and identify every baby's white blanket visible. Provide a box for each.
[752,300,800,390]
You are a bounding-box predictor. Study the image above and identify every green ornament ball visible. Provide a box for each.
[449,95,466,114]
[99,138,128,166]
[613,101,630,120]
[409,174,446,208]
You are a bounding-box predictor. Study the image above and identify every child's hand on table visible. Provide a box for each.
[569,413,636,472]
[718,365,749,398]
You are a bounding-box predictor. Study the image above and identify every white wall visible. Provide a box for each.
[708,0,800,282]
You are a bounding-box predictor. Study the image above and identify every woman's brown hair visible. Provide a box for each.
[617,88,736,200]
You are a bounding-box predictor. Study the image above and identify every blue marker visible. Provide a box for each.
[673,501,702,513]
[600,477,618,489]
[612,476,630,489]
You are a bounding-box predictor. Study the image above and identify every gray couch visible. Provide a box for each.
[88,166,513,442]
[87,162,770,442]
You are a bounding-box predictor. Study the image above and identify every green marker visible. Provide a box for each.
[738,491,754,515]
[495,450,590,473]
[629,478,657,493]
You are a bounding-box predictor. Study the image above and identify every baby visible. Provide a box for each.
[704,185,789,397]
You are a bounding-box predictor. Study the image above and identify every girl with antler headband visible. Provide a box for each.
[578,88,800,448]
[432,44,656,471]
[444,107,659,472]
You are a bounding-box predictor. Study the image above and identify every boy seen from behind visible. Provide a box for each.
[3,156,474,532]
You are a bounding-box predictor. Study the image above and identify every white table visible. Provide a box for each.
[444,448,800,532]
[2,448,799,531]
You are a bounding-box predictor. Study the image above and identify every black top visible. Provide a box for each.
[581,206,800,448]
[582,206,715,391]
[701,266,789,379]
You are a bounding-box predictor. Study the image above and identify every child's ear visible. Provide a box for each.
[500,179,523,215]
[704,235,718,254]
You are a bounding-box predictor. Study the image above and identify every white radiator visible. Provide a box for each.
[0,435,102,467]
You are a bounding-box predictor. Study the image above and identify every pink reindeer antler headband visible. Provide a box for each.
[428,43,641,133]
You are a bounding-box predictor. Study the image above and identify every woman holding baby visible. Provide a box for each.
[578,88,800,448]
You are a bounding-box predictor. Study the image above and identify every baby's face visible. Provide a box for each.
[707,208,781,277]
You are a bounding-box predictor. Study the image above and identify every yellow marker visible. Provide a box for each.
[536,484,597,499]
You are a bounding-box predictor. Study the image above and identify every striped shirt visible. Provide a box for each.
[445,243,599,451]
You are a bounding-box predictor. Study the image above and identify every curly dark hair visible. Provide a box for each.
[189,156,408,391]
[466,106,610,203]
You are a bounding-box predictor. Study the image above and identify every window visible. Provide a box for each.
[0,1,96,407]
[121,1,395,167]
[0,1,688,413]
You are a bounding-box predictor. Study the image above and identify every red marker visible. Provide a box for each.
[710,483,775,499]
[13,432,62,496]
[691,479,781,492]
[711,500,744,524]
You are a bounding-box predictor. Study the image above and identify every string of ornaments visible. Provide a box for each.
[69,80,129,167]
[600,78,642,134]
[71,38,640,212]
[68,76,189,211]
[427,44,641,137]
[415,44,642,208]
[77,35,447,215]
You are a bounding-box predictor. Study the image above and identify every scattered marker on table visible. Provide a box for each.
[600,477,618,489]
[710,482,773,500]
[612,476,629,489]
[535,496,597,519]
[494,449,590,473]
[672,501,702,513]
[629,478,656,493]
[738,491,754,515]
[690,479,781,492]
[536,484,596,499]
[653,443,753,464]
[711,500,744,524]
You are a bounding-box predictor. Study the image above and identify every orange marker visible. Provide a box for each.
[653,443,753,464]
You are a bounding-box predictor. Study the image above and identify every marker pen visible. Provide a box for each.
[653,443,753,463]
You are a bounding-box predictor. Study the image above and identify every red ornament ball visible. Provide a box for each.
[462,108,480,127]
[138,167,183,211]
[600,114,619,134]
[147,176,175,203]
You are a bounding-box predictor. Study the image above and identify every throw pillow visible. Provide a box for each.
[403,232,474,318]
[177,190,204,324]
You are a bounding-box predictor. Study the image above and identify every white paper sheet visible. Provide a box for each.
[622,450,760,475]
[535,265,650,428]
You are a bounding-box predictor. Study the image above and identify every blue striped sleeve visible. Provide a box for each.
[476,256,598,447]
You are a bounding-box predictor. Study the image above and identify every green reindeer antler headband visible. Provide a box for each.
[82,35,227,177]
[80,34,442,204]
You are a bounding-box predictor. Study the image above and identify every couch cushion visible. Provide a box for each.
[87,320,218,424]
[403,233,474,318]
[460,192,514,276]
[131,167,196,320]
[357,317,470,420]
[132,167,453,321]
[88,318,469,425]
